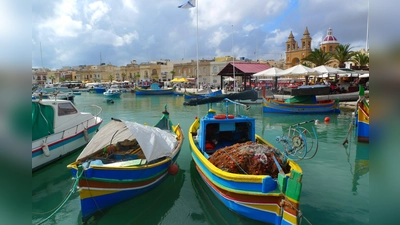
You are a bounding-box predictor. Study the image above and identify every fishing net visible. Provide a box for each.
[208,141,290,178]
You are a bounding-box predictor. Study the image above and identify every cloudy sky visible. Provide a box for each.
[32,0,371,70]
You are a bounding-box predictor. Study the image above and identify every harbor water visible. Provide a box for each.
[32,92,369,225]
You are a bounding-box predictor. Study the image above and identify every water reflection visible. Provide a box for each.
[343,142,369,195]
[189,161,265,225]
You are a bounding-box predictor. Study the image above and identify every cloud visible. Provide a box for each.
[84,1,111,26]
[207,27,229,48]
[122,0,139,13]
[38,0,83,37]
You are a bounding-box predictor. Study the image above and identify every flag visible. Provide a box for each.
[178,0,196,9]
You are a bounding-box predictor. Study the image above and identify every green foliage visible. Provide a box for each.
[352,52,369,66]
[302,48,334,66]
[333,44,356,68]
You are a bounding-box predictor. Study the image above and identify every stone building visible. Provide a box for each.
[285,27,313,68]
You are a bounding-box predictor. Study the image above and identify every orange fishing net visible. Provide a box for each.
[208,141,290,178]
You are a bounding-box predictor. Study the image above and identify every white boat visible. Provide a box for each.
[32,99,103,171]
[103,87,121,97]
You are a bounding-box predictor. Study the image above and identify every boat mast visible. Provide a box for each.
[366,0,369,51]
[196,1,199,91]
[232,25,236,92]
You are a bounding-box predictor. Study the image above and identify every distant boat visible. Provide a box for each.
[103,87,122,98]
[184,89,222,99]
[135,83,176,95]
[262,85,340,114]
[32,99,103,171]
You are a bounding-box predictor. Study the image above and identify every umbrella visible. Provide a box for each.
[314,65,345,75]
[278,65,321,76]
[171,77,189,83]
[253,67,283,77]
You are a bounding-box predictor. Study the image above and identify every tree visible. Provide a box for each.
[121,73,126,82]
[352,52,369,66]
[135,73,140,84]
[170,70,176,79]
[332,44,356,68]
[109,74,114,83]
[302,48,334,66]
[49,75,55,84]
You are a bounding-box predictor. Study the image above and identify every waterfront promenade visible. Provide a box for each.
[176,88,368,110]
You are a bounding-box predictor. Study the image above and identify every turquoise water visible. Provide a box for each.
[32,92,369,225]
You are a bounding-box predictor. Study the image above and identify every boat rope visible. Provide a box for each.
[220,149,248,174]
[33,168,84,225]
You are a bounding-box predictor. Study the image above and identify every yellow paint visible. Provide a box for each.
[241,202,281,215]
[282,210,298,224]
[79,188,120,199]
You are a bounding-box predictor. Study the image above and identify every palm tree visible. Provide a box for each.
[109,74,114,83]
[332,44,356,68]
[135,73,140,85]
[121,73,126,82]
[302,48,334,66]
[49,75,55,84]
[170,70,176,79]
[352,52,369,67]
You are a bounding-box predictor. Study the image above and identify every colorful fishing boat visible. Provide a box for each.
[32,98,103,171]
[135,83,176,95]
[186,90,319,224]
[67,105,183,223]
[355,86,369,143]
[262,86,340,114]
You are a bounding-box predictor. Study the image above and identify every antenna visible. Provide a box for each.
[100,52,103,65]
[40,42,44,69]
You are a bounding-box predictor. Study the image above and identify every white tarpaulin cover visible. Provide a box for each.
[123,120,177,162]
[76,120,177,162]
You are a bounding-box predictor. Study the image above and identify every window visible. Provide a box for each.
[58,103,78,116]
[213,66,217,74]
[329,46,332,52]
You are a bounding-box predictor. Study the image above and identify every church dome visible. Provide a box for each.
[321,28,338,44]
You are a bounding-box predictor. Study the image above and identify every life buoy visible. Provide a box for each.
[83,128,89,142]
[42,141,50,157]
[213,114,234,119]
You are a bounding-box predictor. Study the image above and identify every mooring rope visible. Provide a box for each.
[34,168,84,225]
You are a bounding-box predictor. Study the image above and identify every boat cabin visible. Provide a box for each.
[196,109,255,155]
[32,100,80,141]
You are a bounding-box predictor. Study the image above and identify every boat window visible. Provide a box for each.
[58,103,78,116]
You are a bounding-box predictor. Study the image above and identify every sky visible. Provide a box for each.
[30,0,372,70]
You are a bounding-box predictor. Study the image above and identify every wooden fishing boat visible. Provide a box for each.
[135,83,176,95]
[67,105,184,222]
[32,98,103,171]
[186,90,319,224]
[355,86,369,143]
[262,86,340,114]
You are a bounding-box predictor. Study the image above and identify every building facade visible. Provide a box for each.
[285,27,313,68]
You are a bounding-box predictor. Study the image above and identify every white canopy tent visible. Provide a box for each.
[314,65,346,75]
[277,64,321,76]
[253,67,284,77]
